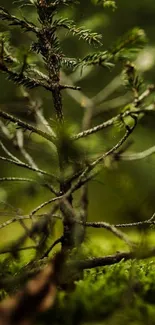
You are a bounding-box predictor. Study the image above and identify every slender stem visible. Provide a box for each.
[72,106,155,141]
[0,110,55,143]
[68,126,135,195]
[76,247,155,271]
[42,236,63,258]
[0,156,57,179]
[119,145,155,161]
[0,214,60,230]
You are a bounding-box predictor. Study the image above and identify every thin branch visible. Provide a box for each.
[0,122,58,195]
[2,205,59,254]
[16,88,56,138]
[72,106,154,141]
[76,247,155,271]
[84,220,154,228]
[135,84,155,104]
[67,204,134,247]
[119,145,155,161]
[0,62,53,91]
[0,120,12,139]
[0,156,58,179]
[114,213,155,228]
[0,110,56,143]
[1,47,54,93]
[30,196,63,216]
[77,221,134,247]
[60,84,81,91]
[0,177,57,196]
[0,214,60,230]
[42,236,64,258]
[0,140,21,163]
[34,108,56,137]
[1,211,154,233]
[58,203,135,247]
[91,125,136,169]
[0,6,39,33]
[16,130,58,195]
[0,177,39,183]
[69,126,135,194]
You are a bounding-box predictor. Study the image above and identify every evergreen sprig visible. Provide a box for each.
[79,28,146,70]
[111,27,147,60]
[122,61,143,95]
[94,0,116,10]
[79,51,114,69]
[54,18,103,46]
[0,6,38,33]
[0,2,155,321]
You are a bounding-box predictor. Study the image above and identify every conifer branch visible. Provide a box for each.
[54,18,103,46]
[0,6,39,33]
[0,65,52,91]
[0,0,155,311]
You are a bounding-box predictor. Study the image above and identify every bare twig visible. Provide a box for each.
[30,195,63,216]
[76,246,155,271]
[72,106,155,141]
[69,125,135,195]
[119,145,155,161]
[0,156,57,179]
[0,141,21,163]
[114,213,155,228]
[0,177,40,183]
[16,130,58,195]
[77,221,135,247]
[42,236,64,258]
[0,214,60,230]
[0,110,56,143]
[1,204,59,254]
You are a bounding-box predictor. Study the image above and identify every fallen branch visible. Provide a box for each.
[77,246,155,270]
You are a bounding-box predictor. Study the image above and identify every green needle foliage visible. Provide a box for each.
[0,0,155,324]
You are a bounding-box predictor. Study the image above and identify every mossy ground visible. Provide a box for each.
[1,232,155,325]
[39,258,155,325]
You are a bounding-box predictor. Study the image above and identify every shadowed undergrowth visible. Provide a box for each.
[1,235,155,325]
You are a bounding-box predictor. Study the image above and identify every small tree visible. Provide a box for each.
[0,0,155,323]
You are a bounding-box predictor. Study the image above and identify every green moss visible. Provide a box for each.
[1,236,155,324]
[37,258,155,325]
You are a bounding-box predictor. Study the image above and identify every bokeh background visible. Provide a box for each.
[0,0,155,246]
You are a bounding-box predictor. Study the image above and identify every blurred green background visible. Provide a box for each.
[0,0,155,246]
